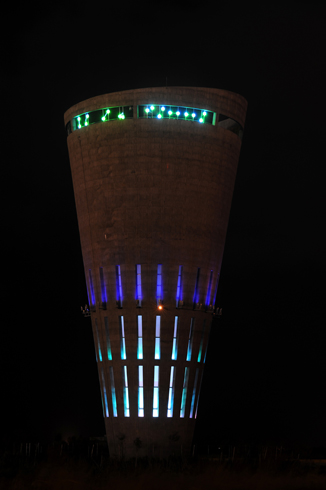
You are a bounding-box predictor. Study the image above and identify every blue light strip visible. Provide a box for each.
[156,264,162,305]
[138,365,144,417]
[203,321,212,364]
[109,367,118,417]
[195,370,204,419]
[186,318,195,361]
[189,368,199,418]
[99,267,107,306]
[123,366,130,417]
[206,270,213,308]
[137,315,143,360]
[176,265,183,307]
[180,367,189,418]
[213,272,220,308]
[119,316,126,360]
[171,316,179,360]
[193,268,200,308]
[101,369,109,417]
[136,264,142,303]
[89,269,96,307]
[115,265,123,307]
[155,316,161,359]
[167,366,176,418]
[197,319,206,363]
[104,317,112,361]
[95,319,102,362]
[153,366,159,417]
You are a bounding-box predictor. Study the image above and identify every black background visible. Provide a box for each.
[1,3,325,450]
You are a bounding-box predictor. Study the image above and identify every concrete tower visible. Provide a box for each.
[64,87,247,460]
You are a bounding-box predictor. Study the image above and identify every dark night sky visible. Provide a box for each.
[1,3,325,449]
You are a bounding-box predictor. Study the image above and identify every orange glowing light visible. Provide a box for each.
[158,305,163,310]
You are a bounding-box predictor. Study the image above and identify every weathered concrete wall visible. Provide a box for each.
[64,87,247,459]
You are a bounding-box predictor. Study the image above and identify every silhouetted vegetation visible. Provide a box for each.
[2,439,326,489]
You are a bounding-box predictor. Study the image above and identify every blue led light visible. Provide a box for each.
[109,367,118,417]
[199,118,203,123]
[176,111,180,116]
[161,106,165,111]
[203,111,207,116]
[157,114,162,119]
[168,110,172,115]
[189,369,199,418]
[192,113,196,118]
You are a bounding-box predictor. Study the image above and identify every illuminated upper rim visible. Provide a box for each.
[65,104,243,138]
[68,104,215,131]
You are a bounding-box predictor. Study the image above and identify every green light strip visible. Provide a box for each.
[66,104,234,136]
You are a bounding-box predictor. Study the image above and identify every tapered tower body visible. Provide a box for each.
[64,87,247,459]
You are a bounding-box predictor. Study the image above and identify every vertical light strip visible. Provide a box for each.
[93,330,98,363]
[189,368,199,418]
[203,321,212,364]
[167,366,176,418]
[101,369,109,417]
[119,316,126,360]
[197,320,206,363]
[171,316,179,360]
[193,268,200,309]
[136,264,142,306]
[100,391,105,417]
[180,367,189,418]
[99,267,107,307]
[137,315,143,359]
[95,319,102,362]
[186,318,195,361]
[205,270,213,308]
[115,265,123,307]
[104,317,112,360]
[156,264,162,305]
[195,370,204,419]
[155,316,161,359]
[176,265,183,307]
[153,366,159,417]
[122,366,130,417]
[138,365,144,417]
[213,271,220,309]
[89,269,96,307]
[109,367,118,417]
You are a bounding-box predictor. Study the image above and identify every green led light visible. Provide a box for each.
[150,105,154,111]
[77,116,81,120]
[192,113,196,118]
[168,110,172,115]
[199,118,203,123]
[176,111,180,116]
[86,114,89,118]
[101,116,105,121]
[106,109,110,114]
[184,112,188,117]
[157,114,162,119]
[161,106,165,111]
[203,111,207,116]
[145,108,150,113]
